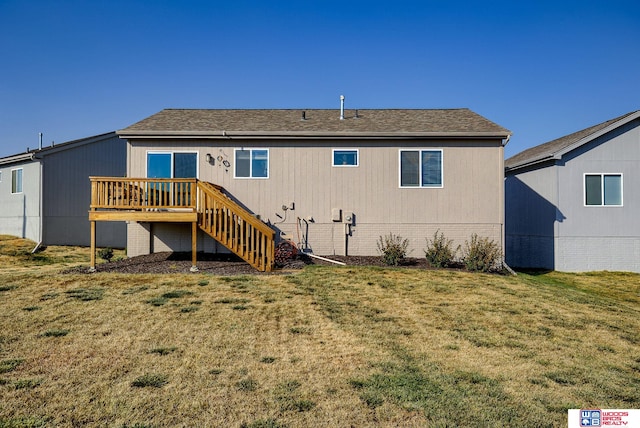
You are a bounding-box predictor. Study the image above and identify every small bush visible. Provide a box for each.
[376,233,410,266]
[98,247,114,262]
[461,234,503,272]
[424,230,457,268]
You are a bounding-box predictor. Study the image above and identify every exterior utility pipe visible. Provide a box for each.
[303,252,346,266]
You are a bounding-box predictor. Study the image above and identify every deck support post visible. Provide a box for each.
[190,221,198,272]
[89,220,96,272]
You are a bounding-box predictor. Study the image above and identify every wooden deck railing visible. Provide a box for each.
[90,177,196,210]
[89,177,275,272]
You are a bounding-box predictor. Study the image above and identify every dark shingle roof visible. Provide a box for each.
[505,110,640,170]
[118,108,510,138]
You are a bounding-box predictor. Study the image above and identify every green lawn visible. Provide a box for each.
[0,238,639,427]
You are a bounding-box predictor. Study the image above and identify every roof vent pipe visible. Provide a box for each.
[39,133,43,150]
[301,111,306,120]
[340,95,345,120]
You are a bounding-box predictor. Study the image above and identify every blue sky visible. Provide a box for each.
[1,0,639,158]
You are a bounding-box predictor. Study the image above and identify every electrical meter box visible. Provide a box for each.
[343,212,354,225]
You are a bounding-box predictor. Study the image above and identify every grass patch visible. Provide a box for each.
[65,287,104,301]
[0,359,23,374]
[21,306,40,312]
[39,292,58,301]
[236,378,259,392]
[161,290,193,299]
[131,373,168,388]
[0,416,50,427]
[147,347,177,356]
[180,306,200,313]
[145,297,168,306]
[41,329,69,337]
[122,286,149,295]
[240,419,286,428]
[214,297,250,304]
[14,379,42,390]
[0,285,18,292]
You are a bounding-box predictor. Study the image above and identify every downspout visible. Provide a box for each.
[500,134,513,274]
[31,157,43,253]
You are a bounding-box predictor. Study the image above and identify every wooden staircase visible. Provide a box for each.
[89,177,275,272]
[196,181,275,272]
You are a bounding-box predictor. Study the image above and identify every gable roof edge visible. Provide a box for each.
[506,110,640,173]
[552,110,640,159]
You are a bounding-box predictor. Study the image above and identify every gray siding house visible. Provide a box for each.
[505,110,640,272]
[114,108,510,260]
[0,132,126,247]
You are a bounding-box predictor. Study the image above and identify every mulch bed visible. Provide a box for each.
[64,252,435,275]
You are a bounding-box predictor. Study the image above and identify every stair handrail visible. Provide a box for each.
[196,180,275,271]
[196,181,274,236]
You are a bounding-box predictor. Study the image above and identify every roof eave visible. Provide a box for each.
[505,155,555,173]
[0,152,35,166]
[117,130,510,140]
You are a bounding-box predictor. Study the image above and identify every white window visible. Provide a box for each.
[11,168,23,194]
[399,149,443,188]
[332,149,359,167]
[234,149,269,178]
[585,174,622,206]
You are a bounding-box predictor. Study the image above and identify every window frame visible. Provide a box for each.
[398,149,443,188]
[584,173,623,207]
[234,148,269,179]
[332,149,359,167]
[11,168,23,194]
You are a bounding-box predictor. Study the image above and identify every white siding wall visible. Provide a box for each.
[0,161,42,242]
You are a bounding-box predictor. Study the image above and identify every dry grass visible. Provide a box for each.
[0,237,639,427]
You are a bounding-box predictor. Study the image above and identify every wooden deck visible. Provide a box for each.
[89,177,275,272]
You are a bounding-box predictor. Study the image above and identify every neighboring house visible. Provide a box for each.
[0,132,126,248]
[96,108,509,269]
[505,110,640,273]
